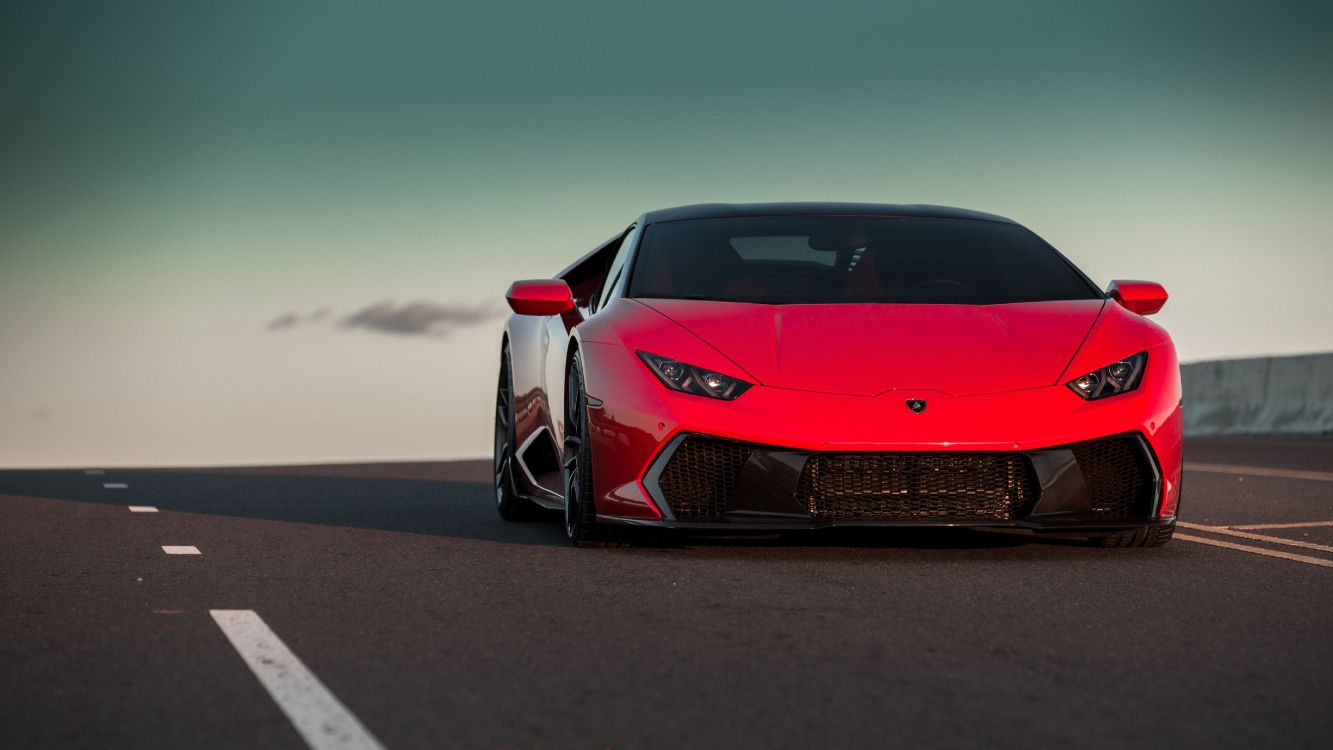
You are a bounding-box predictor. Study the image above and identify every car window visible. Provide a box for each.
[627,216,1100,305]
[595,224,638,312]
[730,235,839,267]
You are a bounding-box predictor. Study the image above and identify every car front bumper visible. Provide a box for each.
[608,430,1171,533]
[579,340,1184,529]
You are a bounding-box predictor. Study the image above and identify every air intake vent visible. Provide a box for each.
[797,452,1039,521]
[1069,436,1155,519]
[656,438,753,521]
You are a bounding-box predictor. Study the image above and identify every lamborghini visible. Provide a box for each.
[494,203,1181,547]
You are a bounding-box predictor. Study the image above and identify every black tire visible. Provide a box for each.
[1089,523,1175,548]
[495,343,536,521]
[562,351,626,547]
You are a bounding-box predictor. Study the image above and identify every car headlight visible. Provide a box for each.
[637,351,752,400]
[1066,351,1147,400]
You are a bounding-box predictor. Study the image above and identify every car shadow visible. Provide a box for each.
[0,462,1091,552]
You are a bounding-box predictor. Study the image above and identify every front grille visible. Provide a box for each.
[1069,436,1155,519]
[650,434,1156,524]
[797,452,1039,521]
[657,438,752,521]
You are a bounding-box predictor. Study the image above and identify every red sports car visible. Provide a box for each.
[495,203,1181,548]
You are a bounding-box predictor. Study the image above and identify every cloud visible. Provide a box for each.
[264,307,335,331]
[341,300,502,337]
[266,312,302,330]
[265,301,500,337]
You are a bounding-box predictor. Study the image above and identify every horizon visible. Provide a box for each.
[3,0,1331,467]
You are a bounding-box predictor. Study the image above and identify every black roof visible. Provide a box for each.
[641,202,1016,225]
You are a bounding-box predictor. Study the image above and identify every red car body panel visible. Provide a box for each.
[635,298,1105,396]
[500,204,1183,532]
[569,299,1182,523]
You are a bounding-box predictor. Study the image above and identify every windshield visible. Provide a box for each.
[627,216,1101,305]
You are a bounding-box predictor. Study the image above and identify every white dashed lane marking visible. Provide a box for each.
[128,506,159,513]
[103,483,128,489]
[210,610,386,750]
[161,545,201,555]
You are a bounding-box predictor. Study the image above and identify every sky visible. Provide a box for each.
[2,0,1331,467]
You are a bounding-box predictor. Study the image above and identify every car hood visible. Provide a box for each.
[635,299,1107,396]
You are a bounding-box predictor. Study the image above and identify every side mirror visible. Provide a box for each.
[1107,280,1168,316]
[506,279,574,316]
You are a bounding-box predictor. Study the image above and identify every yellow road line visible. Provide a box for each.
[1231,520,1333,530]
[1184,463,1333,482]
[1178,522,1333,554]
[1175,533,1333,569]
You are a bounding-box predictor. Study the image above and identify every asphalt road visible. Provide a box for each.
[2,438,1331,749]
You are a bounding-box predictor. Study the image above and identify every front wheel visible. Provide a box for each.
[495,343,536,521]
[562,351,624,547]
[1089,523,1175,548]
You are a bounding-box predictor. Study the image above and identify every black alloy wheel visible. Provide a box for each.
[562,351,622,546]
[1090,523,1175,548]
[494,343,533,521]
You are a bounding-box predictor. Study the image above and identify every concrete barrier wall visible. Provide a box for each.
[1182,352,1333,436]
